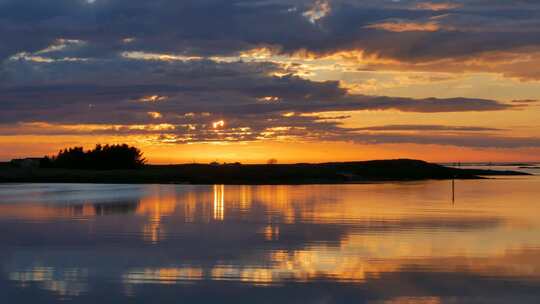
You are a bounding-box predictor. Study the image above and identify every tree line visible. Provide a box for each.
[42,144,146,170]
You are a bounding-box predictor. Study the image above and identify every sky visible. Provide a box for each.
[1,0,540,163]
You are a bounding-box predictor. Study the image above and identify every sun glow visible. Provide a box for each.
[212,120,225,129]
[138,95,168,103]
[147,112,163,119]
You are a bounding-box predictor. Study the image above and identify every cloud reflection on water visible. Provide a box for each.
[1,180,540,303]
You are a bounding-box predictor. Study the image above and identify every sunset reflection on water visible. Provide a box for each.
[1,177,540,303]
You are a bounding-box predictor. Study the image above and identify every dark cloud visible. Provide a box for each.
[0,57,516,124]
[355,125,504,132]
[3,112,539,149]
[340,133,540,149]
[2,0,540,63]
[1,57,528,149]
[0,0,537,150]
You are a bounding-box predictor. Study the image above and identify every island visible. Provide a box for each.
[0,159,529,185]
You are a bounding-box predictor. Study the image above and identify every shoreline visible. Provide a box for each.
[0,159,529,185]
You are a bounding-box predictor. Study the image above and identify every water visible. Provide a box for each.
[1,177,539,303]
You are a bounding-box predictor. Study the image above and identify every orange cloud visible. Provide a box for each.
[366,21,441,32]
[416,2,462,11]
[147,112,163,119]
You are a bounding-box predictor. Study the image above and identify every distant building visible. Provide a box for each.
[10,158,45,168]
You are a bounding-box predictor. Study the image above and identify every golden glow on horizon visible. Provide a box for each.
[3,45,540,163]
[1,134,540,163]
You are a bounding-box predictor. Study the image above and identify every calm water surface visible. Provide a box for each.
[1,176,539,303]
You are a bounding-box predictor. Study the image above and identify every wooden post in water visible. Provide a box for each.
[452,177,455,203]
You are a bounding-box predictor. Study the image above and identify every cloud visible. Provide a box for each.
[2,0,540,66]
[356,49,540,81]
[512,99,539,104]
[355,125,504,132]
[0,0,538,151]
[340,133,540,149]
[415,2,462,11]
[365,20,441,32]
[303,0,331,24]
[0,57,516,126]
[1,0,540,86]
[3,110,538,150]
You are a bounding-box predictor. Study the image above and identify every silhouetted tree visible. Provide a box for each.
[267,158,278,165]
[48,144,146,170]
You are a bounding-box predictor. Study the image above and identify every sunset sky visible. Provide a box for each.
[1,0,540,163]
